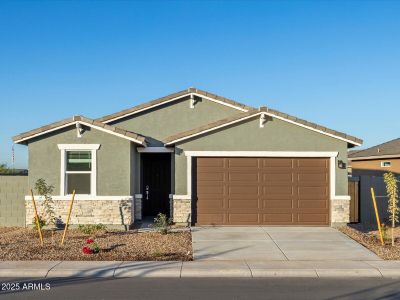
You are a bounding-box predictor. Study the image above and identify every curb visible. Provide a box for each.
[0,260,399,278]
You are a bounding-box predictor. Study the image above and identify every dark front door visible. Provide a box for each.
[142,153,171,217]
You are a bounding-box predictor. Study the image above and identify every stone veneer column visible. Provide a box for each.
[331,198,350,227]
[171,195,191,225]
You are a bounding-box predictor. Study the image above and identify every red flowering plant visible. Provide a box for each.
[82,238,100,254]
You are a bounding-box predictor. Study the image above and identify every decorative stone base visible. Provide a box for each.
[134,194,142,221]
[171,196,191,225]
[331,198,350,227]
[25,199,132,226]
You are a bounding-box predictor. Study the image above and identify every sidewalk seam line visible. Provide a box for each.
[244,260,253,278]
[264,230,289,261]
[45,261,63,278]
[113,261,124,278]
[363,261,384,278]
[179,261,183,278]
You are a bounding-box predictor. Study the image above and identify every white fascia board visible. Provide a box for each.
[78,121,144,145]
[25,195,134,201]
[137,147,174,153]
[14,123,76,144]
[58,144,100,150]
[184,151,339,158]
[165,111,361,146]
[15,121,144,145]
[103,92,249,124]
[348,154,400,161]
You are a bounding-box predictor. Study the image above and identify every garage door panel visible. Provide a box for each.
[296,159,327,168]
[298,213,329,223]
[197,172,224,181]
[229,185,259,196]
[196,157,329,225]
[228,158,258,168]
[197,213,224,224]
[263,213,293,223]
[197,157,224,167]
[229,172,259,182]
[263,199,293,209]
[262,158,293,167]
[298,187,328,198]
[298,173,328,183]
[298,199,328,209]
[229,199,259,209]
[263,186,293,196]
[197,198,225,209]
[263,173,293,183]
[228,213,259,223]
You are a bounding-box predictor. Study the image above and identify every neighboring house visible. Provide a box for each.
[348,138,400,176]
[13,88,362,228]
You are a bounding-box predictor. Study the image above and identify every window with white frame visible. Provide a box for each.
[381,161,391,168]
[58,144,99,196]
[66,151,92,194]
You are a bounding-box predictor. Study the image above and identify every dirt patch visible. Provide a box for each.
[0,227,192,261]
[339,225,400,260]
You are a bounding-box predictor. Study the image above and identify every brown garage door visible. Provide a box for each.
[195,157,330,225]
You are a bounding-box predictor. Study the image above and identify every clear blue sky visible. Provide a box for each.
[1,1,399,169]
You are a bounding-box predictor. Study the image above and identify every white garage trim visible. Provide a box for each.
[176,151,345,202]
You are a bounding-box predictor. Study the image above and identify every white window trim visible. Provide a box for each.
[58,144,100,196]
[381,161,392,167]
[176,151,347,201]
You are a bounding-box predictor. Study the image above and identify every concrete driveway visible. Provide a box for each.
[191,227,381,261]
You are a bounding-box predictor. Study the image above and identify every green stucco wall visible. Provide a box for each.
[28,125,132,196]
[111,96,241,146]
[174,116,349,196]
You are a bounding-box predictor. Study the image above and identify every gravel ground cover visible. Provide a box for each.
[0,227,192,261]
[339,225,400,260]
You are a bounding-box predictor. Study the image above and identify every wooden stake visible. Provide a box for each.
[371,187,384,246]
[60,190,76,246]
[30,189,43,246]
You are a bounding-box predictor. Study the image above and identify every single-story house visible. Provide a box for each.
[349,138,400,176]
[13,88,362,228]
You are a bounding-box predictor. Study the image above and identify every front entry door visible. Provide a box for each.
[142,153,171,217]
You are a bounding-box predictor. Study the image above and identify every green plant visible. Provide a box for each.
[34,178,55,226]
[32,215,46,230]
[381,223,390,244]
[153,213,172,235]
[0,163,10,174]
[77,224,107,235]
[383,172,399,246]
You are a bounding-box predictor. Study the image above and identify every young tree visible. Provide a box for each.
[383,172,399,246]
[34,178,56,226]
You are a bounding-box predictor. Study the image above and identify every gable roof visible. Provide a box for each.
[348,138,400,160]
[13,115,147,145]
[96,87,254,123]
[164,107,363,146]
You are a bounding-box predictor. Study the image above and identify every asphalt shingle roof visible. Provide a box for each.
[348,138,400,158]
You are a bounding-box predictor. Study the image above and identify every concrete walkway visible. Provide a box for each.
[0,260,400,278]
[191,226,381,261]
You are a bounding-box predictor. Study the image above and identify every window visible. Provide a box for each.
[381,161,392,168]
[66,151,92,194]
[58,144,100,196]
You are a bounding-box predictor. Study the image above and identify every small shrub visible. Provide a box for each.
[82,239,100,254]
[32,215,46,230]
[153,213,172,235]
[381,223,390,244]
[77,224,107,235]
[34,178,56,226]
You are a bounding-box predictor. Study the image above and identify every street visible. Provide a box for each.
[1,277,400,300]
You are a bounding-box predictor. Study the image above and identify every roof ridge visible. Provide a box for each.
[95,87,255,123]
